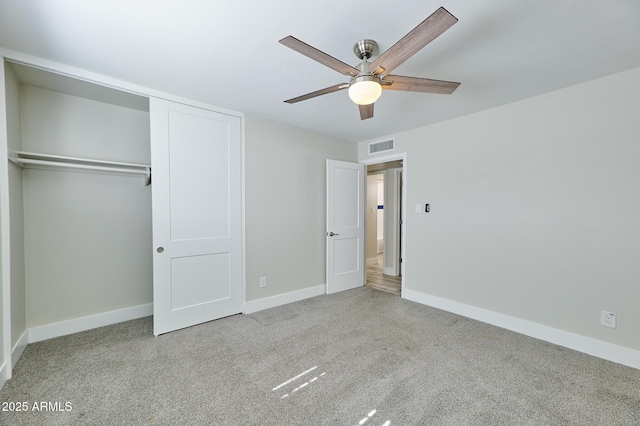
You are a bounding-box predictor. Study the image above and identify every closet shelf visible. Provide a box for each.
[9,151,151,186]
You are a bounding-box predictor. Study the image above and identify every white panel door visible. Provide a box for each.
[150,98,243,335]
[326,159,365,294]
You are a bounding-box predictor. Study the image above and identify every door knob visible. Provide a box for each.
[157,247,164,253]
[328,232,339,236]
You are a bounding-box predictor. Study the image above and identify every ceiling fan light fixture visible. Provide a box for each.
[348,75,382,105]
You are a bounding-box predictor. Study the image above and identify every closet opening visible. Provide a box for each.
[3,61,153,345]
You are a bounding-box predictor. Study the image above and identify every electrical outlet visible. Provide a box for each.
[259,276,267,288]
[601,311,616,329]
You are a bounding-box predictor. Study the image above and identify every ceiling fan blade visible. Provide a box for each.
[359,103,374,120]
[382,74,460,94]
[280,36,360,76]
[284,83,348,104]
[369,7,458,77]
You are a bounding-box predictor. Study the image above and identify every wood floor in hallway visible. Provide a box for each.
[366,253,401,295]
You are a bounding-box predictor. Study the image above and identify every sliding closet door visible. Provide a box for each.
[150,98,243,335]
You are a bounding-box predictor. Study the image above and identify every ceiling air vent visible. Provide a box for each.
[368,138,395,155]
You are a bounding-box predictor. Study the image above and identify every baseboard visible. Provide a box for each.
[402,288,640,370]
[28,303,153,344]
[383,266,398,276]
[367,258,378,265]
[11,329,28,368]
[0,330,29,391]
[244,284,326,314]
[0,360,8,387]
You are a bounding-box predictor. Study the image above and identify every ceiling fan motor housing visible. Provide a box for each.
[353,39,378,60]
[350,40,382,105]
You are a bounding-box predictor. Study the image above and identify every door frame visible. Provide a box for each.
[360,152,407,295]
[0,58,13,385]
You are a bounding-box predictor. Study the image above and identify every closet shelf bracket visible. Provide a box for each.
[9,151,152,186]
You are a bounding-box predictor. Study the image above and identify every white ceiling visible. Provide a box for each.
[1,0,639,143]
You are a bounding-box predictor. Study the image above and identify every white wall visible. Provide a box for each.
[359,66,640,353]
[377,176,384,247]
[244,115,356,302]
[366,174,378,262]
[20,85,152,327]
[382,169,400,276]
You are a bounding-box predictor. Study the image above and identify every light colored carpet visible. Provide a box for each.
[1,287,639,425]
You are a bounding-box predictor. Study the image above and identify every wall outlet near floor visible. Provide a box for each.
[600,311,616,329]
[260,276,267,288]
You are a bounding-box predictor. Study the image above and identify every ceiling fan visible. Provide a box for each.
[280,6,461,120]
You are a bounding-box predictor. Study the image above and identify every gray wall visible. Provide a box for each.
[359,66,640,352]
[20,85,152,327]
[244,115,356,302]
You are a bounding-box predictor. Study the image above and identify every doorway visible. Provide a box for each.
[363,156,405,296]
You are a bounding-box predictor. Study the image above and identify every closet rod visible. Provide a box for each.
[14,158,150,175]
[10,151,152,185]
